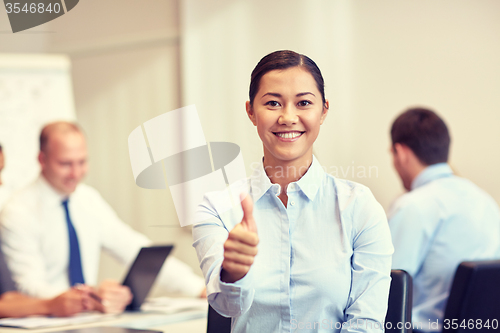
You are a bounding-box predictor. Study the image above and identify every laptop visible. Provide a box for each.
[122,245,174,311]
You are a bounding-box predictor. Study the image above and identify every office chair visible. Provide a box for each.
[442,260,500,333]
[207,303,231,333]
[386,270,413,333]
[207,269,412,333]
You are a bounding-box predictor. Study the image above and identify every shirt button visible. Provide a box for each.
[290,201,295,206]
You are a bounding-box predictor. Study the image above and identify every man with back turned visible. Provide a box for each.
[388,107,500,332]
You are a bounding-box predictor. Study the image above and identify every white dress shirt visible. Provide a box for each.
[389,163,500,332]
[0,176,204,298]
[193,156,394,332]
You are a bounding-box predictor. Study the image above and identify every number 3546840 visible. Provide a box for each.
[5,2,61,14]
[443,319,498,330]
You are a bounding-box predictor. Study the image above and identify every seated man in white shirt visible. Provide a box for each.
[1,143,96,318]
[388,108,500,332]
[0,122,205,314]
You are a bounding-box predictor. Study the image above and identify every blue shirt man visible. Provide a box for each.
[388,108,500,332]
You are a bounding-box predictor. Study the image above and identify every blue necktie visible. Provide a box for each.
[62,199,85,286]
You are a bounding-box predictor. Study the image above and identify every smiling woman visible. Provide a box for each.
[192,50,394,333]
[246,65,328,206]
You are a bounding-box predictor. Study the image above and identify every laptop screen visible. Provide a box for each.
[122,245,174,310]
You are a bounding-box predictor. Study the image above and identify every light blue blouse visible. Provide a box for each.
[193,156,393,332]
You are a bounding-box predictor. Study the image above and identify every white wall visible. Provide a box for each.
[181,0,500,209]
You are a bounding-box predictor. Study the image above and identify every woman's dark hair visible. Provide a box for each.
[391,107,451,165]
[249,50,326,106]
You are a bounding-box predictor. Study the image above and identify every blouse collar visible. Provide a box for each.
[250,155,325,203]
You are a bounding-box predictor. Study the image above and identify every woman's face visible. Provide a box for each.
[246,67,328,167]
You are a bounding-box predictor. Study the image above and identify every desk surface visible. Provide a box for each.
[0,310,208,333]
[151,317,206,332]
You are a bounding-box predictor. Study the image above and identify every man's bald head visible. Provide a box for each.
[38,121,88,195]
[40,122,83,154]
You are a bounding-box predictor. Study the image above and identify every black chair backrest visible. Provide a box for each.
[386,269,413,333]
[207,304,231,333]
[206,269,413,333]
[442,260,500,333]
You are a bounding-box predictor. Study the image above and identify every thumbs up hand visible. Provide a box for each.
[221,193,259,284]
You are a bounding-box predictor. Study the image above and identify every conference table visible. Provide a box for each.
[0,309,208,333]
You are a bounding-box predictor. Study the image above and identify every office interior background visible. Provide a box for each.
[1,0,500,285]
